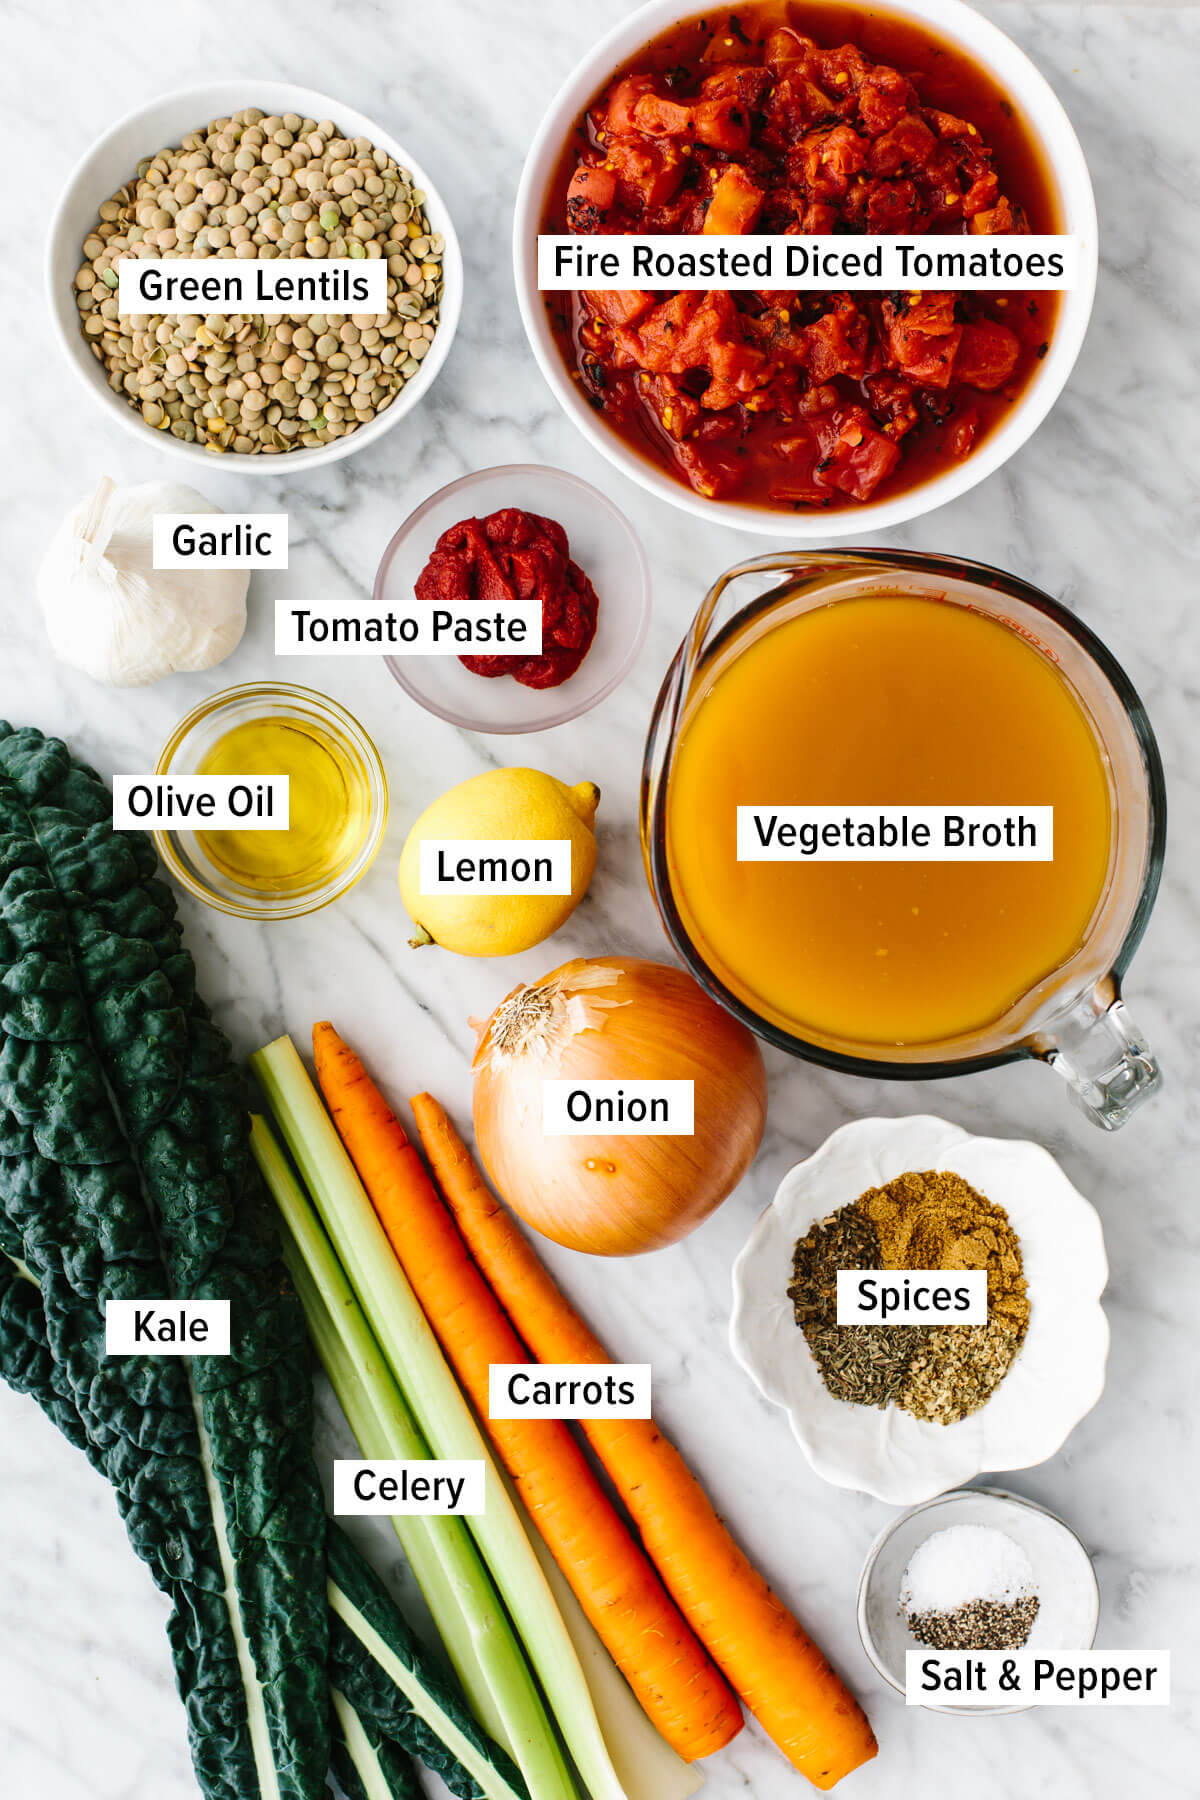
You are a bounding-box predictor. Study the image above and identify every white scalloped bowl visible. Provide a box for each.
[730,1117,1109,1504]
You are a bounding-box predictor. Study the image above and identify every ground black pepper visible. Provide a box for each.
[907,1593,1040,1651]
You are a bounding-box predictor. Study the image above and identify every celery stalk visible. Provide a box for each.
[252,1039,630,1800]
[250,1115,573,1800]
[285,1241,503,1742]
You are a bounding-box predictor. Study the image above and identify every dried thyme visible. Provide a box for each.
[788,1208,918,1407]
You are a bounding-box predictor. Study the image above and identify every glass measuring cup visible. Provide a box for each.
[641,550,1165,1130]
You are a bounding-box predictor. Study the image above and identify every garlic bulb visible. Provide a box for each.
[37,476,248,686]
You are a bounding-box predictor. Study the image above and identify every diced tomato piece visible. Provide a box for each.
[866,178,920,234]
[969,197,1019,234]
[604,75,655,137]
[673,438,746,498]
[615,292,695,370]
[704,165,765,234]
[743,304,808,367]
[803,302,870,381]
[586,289,654,329]
[604,140,685,212]
[762,73,838,147]
[953,320,1021,389]
[881,295,963,388]
[858,66,917,135]
[565,166,616,232]
[763,29,817,69]
[812,405,901,499]
[797,381,841,417]
[800,199,839,233]
[800,123,868,199]
[640,373,701,440]
[865,373,919,439]
[962,172,1000,217]
[632,92,697,137]
[694,96,754,153]
[699,65,773,110]
[948,405,981,458]
[817,45,868,98]
[868,115,937,176]
[926,108,982,145]
[617,291,769,410]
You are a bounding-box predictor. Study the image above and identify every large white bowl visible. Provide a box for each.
[730,1117,1109,1504]
[48,81,463,474]
[513,0,1098,538]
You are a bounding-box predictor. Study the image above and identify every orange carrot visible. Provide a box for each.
[411,1091,878,1792]
[313,1024,742,1763]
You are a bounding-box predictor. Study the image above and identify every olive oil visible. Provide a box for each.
[665,596,1113,1051]
[195,714,371,893]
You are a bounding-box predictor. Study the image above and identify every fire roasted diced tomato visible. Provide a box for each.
[953,320,1021,389]
[565,166,616,232]
[812,405,902,499]
[555,4,1050,509]
[704,165,765,233]
[804,302,870,381]
[882,295,963,387]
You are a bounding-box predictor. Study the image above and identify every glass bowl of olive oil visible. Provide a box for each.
[155,683,388,919]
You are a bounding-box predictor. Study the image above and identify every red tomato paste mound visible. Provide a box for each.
[415,507,600,689]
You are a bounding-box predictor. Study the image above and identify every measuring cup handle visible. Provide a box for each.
[1042,984,1161,1130]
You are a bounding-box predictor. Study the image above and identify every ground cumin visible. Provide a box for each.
[856,1169,1029,1336]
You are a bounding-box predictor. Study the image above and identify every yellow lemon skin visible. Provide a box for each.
[399,768,599,957]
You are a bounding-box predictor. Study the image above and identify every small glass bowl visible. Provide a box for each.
[857,1486,1101,1715]
[377,463,651,733]
[154,682,388,921]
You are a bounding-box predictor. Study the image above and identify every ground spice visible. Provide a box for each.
[857,1169,1029,1335]
[788,1168,1030,1424]
[907,1594,1040,1650]
[788,1208,918,1407]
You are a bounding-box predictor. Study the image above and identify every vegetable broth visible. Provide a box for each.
[196,714,372,892]
[665,596,1112,1048]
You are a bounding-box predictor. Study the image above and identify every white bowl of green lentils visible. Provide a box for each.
[48,82,462,469]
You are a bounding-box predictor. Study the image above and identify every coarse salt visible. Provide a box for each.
[901,1523,1035,1614]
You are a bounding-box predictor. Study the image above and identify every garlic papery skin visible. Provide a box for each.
[37,476,249,686]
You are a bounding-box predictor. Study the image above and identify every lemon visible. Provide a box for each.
[399,768,600,957]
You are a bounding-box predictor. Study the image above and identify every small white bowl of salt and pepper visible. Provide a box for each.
[857,1486,1100,1714]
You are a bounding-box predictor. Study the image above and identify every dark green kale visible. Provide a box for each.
[0,723,328,1799]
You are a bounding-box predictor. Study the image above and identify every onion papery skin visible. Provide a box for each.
[472,957,767,1256]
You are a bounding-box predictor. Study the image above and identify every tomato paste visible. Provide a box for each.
[544,1,1058,511]
[415,508,599,688]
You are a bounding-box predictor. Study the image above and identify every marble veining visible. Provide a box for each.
[1,2,1197,1795]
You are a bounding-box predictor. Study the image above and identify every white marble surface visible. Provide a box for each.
[1,2,1197,1796]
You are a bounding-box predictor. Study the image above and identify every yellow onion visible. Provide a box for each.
[471,956,767,1256]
